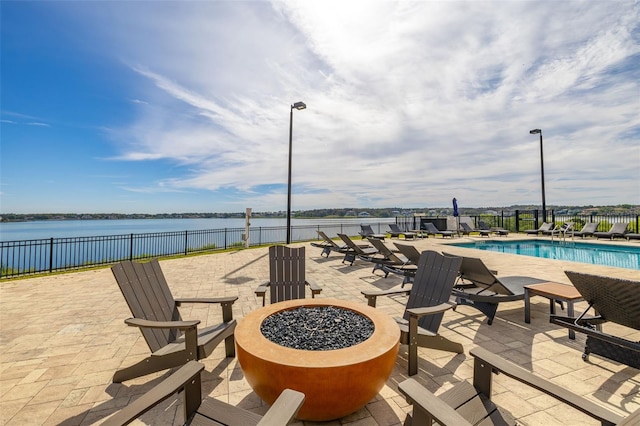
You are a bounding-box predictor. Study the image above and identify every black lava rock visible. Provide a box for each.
[260,306,374,350]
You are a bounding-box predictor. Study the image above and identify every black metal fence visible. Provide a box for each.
[397,211,639,235]
[1,222,388,279]
[2,213,637,279]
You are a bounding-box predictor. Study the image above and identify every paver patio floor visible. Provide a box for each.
[1,235,639,425]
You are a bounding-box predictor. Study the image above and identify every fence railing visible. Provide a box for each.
[396,211,639,235]
[1,222,387,279]
[2,213,637,279]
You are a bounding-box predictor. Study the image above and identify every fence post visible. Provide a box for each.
[129,233,134,261]
[515,210,520,232]
[49,237,54,273]
[184,231,188,256]
[224,228,227,250]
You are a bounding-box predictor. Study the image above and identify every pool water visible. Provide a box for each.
[450,240,640,270]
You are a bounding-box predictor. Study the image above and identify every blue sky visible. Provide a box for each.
[1,1,639,214]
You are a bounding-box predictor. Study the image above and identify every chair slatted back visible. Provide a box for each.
[566,271,640,330]
[269,245,307,304]
[389,223,402,233]
[394,243,421,264]
[460,222,474,232]
[317,230,340,248]
[457,256,499,288]
[608,222,629,234]
[360,224,376,236]
[579,222,599,234]
[478,220,491,230]
[424,223,440,233]
[111,259,180,352]
[368,238,405,264]
[539,222,553,231]
[338,233,367,255]
[403,251,462,333]
[441,253,515,296]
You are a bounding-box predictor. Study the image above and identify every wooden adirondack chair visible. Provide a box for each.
[102,360,305,425]
[255,245,322,306]
[399,346,636,426]
[111,259,237,383]
[362,250,464,376]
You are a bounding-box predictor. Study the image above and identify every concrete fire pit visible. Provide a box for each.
[235,298,400,421]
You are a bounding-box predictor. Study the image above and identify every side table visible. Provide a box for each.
[524,282,584,339]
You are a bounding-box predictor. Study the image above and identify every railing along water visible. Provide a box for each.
[2,214,637,278]
[1,222,378,278]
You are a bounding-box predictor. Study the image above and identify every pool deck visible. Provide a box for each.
[1,235,639,425]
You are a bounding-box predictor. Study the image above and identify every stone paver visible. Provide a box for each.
[1,235,639,425]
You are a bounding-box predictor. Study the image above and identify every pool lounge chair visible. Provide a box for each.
[310,230,360,257]
[478,220,509,236]
[423,222,455,238]
[525,222,553,235]
[547,221,575,239]
[594,222,629,240]
[359,224,386,240]
[393,243,421,265]
[366,238,417,283]
[573,222,600,238]
[551,271,640,369]
[387,223,417,239]
[460,222,490,237]
[442,252,547,325]
[337,233,380,265]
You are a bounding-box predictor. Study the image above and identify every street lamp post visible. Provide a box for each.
[287,101,306,244]
[529,129,546,223]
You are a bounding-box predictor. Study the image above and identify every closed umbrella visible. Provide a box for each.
[452,198,459,235]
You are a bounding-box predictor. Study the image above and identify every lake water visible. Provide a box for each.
[0,217,396,242]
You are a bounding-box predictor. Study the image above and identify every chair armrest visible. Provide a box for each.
[406,302,456,319]
[175,296,238,305]
[101,361,204,426]
[257,389,306,425]
[306,280,322,297]
[398,378,472,426]
[362,285,412,307]
[255,281,270,306]
[124,318,200,330]
[470,347,625,425]
[175,296,237,323]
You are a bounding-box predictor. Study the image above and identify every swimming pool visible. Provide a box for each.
[450,240,640,270]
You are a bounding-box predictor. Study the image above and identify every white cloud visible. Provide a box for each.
[77,0,640,210]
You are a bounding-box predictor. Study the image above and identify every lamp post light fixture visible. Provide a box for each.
[287,101,306,244]
[529,129,546,223]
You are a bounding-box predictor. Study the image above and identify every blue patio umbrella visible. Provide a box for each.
[452,198,459,235]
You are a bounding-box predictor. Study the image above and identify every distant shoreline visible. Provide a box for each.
[1,204,638,223]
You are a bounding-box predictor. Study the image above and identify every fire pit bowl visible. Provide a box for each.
[235,298,400,421]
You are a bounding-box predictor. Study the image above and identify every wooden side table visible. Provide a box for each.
[524,282,584,339]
